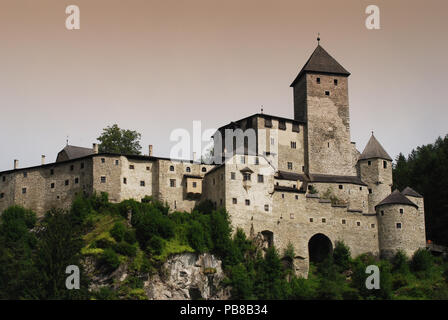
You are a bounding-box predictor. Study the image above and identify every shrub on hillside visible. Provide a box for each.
[410,248,434,273]
[333,241,351,271]
[101,248,120,271]
[110,222,127,242]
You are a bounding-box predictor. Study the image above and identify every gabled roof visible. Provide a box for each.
[359,134,392,161]
[290,45,350,87]
[375,190,419,209]
[402,187,423,198]
[57,145,94,162]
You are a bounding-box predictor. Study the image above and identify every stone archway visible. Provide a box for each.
[308,233,333,263]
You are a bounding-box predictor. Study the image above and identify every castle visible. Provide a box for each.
[0,43,426,276]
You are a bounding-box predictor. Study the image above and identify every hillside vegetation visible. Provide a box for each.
[1,193,448,300]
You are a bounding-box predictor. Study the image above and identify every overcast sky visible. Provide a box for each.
[0,0,447,172]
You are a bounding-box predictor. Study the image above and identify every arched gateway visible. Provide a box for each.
[308,233,333,263]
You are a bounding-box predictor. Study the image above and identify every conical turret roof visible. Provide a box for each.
[402,187,423,198]
[290,45,350,87]
[375,190,418,210]
[359,134,392,161]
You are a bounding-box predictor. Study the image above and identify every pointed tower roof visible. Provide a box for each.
[375,190,419,210]
[290,45,350,87]
[359,134,392,161]
[402,187,423,198]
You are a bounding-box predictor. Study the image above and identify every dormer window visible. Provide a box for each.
[279,120,286,130]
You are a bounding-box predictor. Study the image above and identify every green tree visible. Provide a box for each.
[97,124,142,155]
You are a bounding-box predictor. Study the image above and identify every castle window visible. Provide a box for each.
[169,165,174,171]
[310,218,314,222]
[282,194,285,199]
[339,185,343,190]
[100,176,106,183]
[70,165,74,171]
[357,221,361,226]
[232,198,237,204]
[2,176,5,182]
[270,137,275,145]
[243,173,251,181]
[101,158,105,163]
[193,182,197,188]
[368,189,372,194]
[328,142,330,148]
[50,183,55,189]
[23,172,27,178]
[287,162,293,170]
[0,193,4,199]
[115,160,119,166]
[202,167,207,172]
[293,184,296,189]
[213,178,216,185]
[292,123,300,132]
[75,178,79,184]
[123,178,127,184]
[295,195,299,200]
[231,172,236,180]
[325,91,330,96]
[371,224,375,228]
[245,199,250,206]
[381,210,384,216]
[342,219,346,224]
[146,166,150,171]
[254,157,259,165]
[220,199,223,205]
[334,79,338,85]
[129,165,134,170]
[290,213,294,219]
[265,118,272,128]
[400,208,404,214]
[279,121,286,130]
[80,163,84,169]
[396,223,402,229]
[65,180,69,186]
[291,141,297,149]
[322,218,326,223]
[316,77,320,84]
[359,187,363,191]
[264,204,269,212]
[186,167,191,173]
[170,179,176,187]
[258,174,264,183]
[140,181,145,187]
[302,166,305,172]
[368,161,371,166]
[240,156,245,164]
[22,188,27,194]
[383,161,387,169]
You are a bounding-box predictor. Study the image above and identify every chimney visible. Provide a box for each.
[14,159,19,170]
[148,145,153,157]
[41,155,46,165]
[193,152,197,162]
[93,143,99,154]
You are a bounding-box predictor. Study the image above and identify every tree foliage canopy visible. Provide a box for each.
[97,124,142,155]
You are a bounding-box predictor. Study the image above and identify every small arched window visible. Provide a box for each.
[201,167,207,172]
[170,165,174,172]
[186,167,191,173]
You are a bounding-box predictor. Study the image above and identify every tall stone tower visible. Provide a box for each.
[291,44,355,176]
[358,134,393,213]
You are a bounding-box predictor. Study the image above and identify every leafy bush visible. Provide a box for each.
[333,241,351,271]
[391,250,410,274]
[147,236,164,256]
[110,222,127,242]
[124,229,137,244]
[101,248,120,271]
[113,241,137,257]
[92,287,118,300]
[411,248,434,274]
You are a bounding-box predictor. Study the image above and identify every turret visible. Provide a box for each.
[376,190,426,258]
[358,133,392,213]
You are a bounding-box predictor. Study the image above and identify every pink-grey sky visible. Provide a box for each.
[0,0,447,171]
